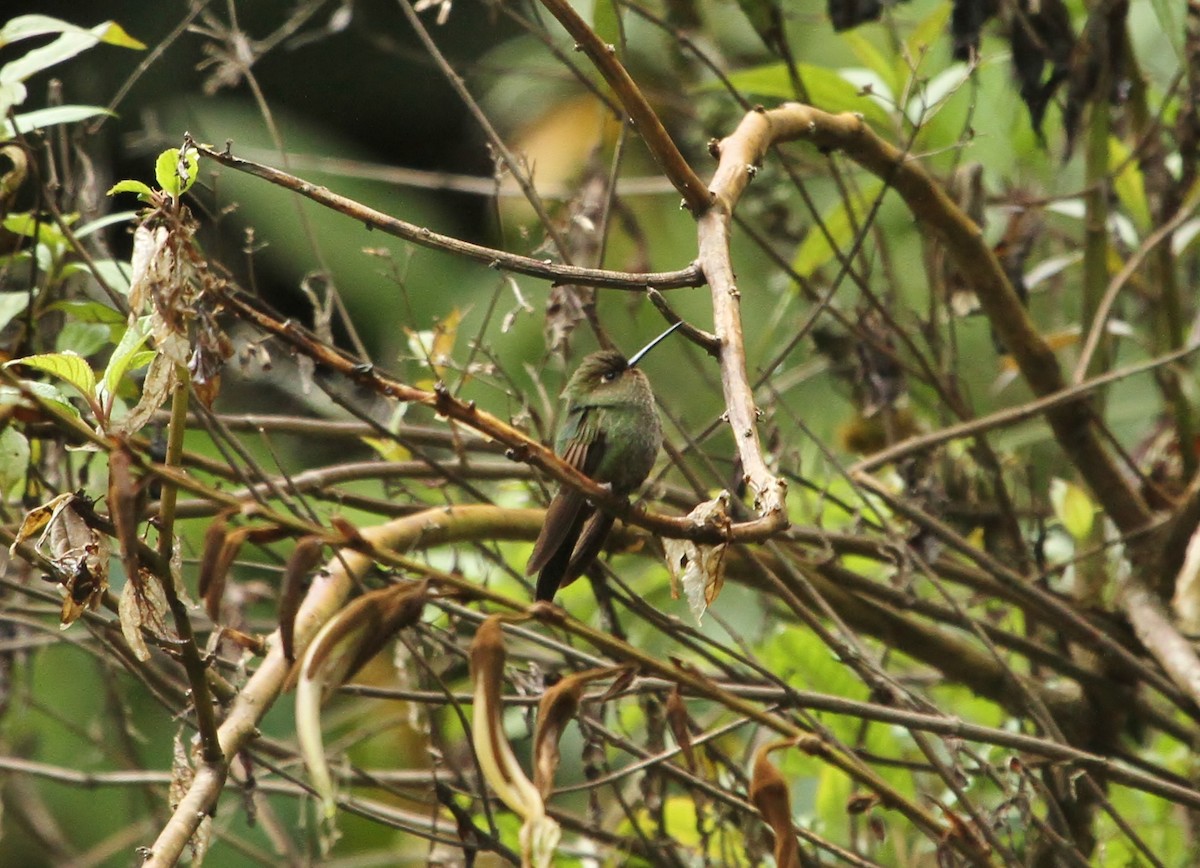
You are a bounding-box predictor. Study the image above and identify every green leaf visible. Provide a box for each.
[0,293,29,333]
[792,178,886,278]
[1147,0,1185,63]
[76,211,139,239]
[2,105,113,139]
[0,20,141,91]
[7,351,97,401]
[1050,478,1096,541]
[107,179,155,202]
[55,322,111,358]
[839,31,898,95]
[592,0,621,49]
[155,148,199,199]
[81,258,133,294]
[46,299,126,326]
[100,318,152,400]
[1110,137,1151,233]
[0,380,81,422]
[719,62,893,131]
[0,427,29,495]
[901,1,952,82]
[2,212,69,249]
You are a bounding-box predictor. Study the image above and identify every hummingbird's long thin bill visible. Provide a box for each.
[627,320,684,368]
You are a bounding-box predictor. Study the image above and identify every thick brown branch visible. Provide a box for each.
[750,104,1151,536]
[534,0,711,213]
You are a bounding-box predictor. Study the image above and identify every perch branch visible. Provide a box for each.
[214,283,783,544]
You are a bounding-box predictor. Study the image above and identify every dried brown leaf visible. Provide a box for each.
[665,686,695,771]
[301,580,430,687]
[533,666,623,798]
[846,792,880,814]
[199,524,251,622]
[749,740,802,868]
[469,616,560,864]
[107,445,141,589]
[295,580,431,818]
[119,566,169,662]
[196,511,231,601]
[111,353,178,437]
[9,492,74,553]
[279,536,325,662]
[31,496,112,629]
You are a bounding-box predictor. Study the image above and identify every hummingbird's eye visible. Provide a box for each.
[600,371,617,383]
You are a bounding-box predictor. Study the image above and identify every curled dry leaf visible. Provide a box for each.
[846,792,881,815]
[10,493,110,628]
[470,616,560,868]
[295,580,430,819]
[749,739,802,868]
[533,666,626,799]
[110,352,178,438]
[197,522,251,622]
[665,686,695,772]
[119,566,170,662]
[279,536,326,662]
[128,224,171,318]
[107,445,141,590]
[663,492,731,624]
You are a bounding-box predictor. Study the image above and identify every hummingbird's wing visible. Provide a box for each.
[525,406,606,597]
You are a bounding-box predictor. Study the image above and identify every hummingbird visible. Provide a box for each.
[526,321,682,601]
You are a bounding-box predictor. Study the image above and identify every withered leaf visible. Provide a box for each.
[198,525,251,622]
[950,0,999,61]
[828,0,885,31]
[294,580,431,819]
[279,536,326,662]
[111,352,178,438]
[20,494,112,629]
[107,445,142,590]
[302,580,430,688]
[533,666,624,798]
[665,686,695,772]
[60,540,109,628]
[749,740,802,868]
[119,566,169,662]
[847,791,881,814]
[9,491,74,553]
[468,616,561,865]
[663,493,730,623]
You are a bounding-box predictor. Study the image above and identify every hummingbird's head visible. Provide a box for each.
[562,350,651,406]
[561,322,681,406]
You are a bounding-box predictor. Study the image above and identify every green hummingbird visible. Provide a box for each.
[526,322,682,601]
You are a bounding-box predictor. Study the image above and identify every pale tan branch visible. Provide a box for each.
[699,110,793,526]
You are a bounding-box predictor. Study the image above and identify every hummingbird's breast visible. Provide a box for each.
[596,399,662,494]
